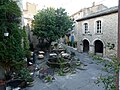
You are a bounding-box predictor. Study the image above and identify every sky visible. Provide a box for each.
[23,0,118,15]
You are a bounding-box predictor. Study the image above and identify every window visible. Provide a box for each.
[84,23,88,33]
[96,20,101,33]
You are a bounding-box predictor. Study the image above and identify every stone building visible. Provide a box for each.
[23,2,37,26]
[23,2,38,49]
[76,6,118,56]
[70,3,108,43]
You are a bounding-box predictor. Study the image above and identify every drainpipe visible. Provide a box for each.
[117,0,120,90]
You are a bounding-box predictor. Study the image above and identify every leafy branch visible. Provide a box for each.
[92,55,120,90]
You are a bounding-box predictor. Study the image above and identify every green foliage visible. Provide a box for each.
[32,7,73,44]
[26,50,31,59]
[19,68,33,82]
[0,0,21,37]
[44,75,53,82]
[96,75,116,90]
[92,55,120,90]
[0,25,24,67]
[58,58,66,69]
[22,26,30,57]
[92,55,104,64]
[11,60,26,71]
[58,57,65,63]
[0,0,24,72]
[107,43,115,50]
[55,8,73,37]
[58,69,65,76]
[75,61,81,66]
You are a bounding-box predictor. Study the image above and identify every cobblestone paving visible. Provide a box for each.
[24,45,106,90]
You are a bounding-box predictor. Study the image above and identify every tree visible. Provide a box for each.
[0,0,25,73]
[22,26,30,57]
[32,7,73,49]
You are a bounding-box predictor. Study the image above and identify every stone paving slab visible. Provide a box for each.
[25,45,106,90]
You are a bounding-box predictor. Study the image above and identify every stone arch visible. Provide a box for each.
[94,40,103,54]
[91,38,106,55]
[82,39,90,52]
[92,38,105,47]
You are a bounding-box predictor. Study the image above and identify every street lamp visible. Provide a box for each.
[4,32,9,37]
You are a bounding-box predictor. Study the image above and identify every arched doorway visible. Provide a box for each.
[94,40,103,54]
[83,39,89,52]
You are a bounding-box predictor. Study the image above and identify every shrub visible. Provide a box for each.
[19,68,33,82]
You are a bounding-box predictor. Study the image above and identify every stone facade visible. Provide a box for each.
[23,2,37,26]
[23,2,38,49]
[76,6,118,56]
[71,4,107,20]
[70,4,108,49]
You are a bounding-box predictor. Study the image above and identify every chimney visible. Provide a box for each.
[92,2,95,7]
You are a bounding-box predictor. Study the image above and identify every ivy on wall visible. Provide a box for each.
[107,42,115,50]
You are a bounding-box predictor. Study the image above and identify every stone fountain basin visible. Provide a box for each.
[47,58,70,68]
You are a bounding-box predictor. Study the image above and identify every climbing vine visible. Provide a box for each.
[107,42,115,50]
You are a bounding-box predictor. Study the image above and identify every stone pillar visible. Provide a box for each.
[89,45,94,54]
[80,44,83,53]
[103,47,106,57]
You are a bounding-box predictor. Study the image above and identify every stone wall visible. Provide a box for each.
[77,12,118,56]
